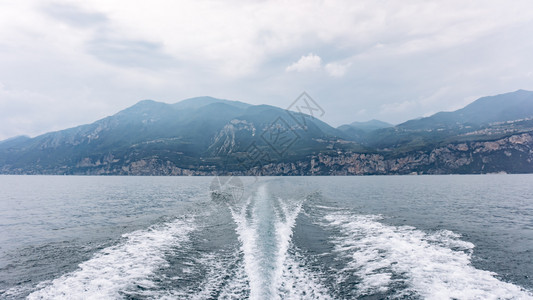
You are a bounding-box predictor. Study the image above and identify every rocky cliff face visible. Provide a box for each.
[3,92,533,176]
[3,132,531,175]
[252,132,533,175]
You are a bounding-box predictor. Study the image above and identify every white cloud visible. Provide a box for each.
[325,62,351,77]
[285,55,351,77]
[286,53,322,72]
[2,0,533,136]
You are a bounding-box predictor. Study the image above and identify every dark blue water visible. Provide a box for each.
[0,175,532,299]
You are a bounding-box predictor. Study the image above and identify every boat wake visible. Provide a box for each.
[27,217,195,300]
[228,185,331,300]
[22,184,533,299]
[322,211,533,299]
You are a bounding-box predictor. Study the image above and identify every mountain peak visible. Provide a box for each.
[338,119,393,133]
[137,99,157,103]
[1,90,532,175]
[126,99,166,109]
[173,96,251,110]
[0,135,30,144]
[116,99,170,116]
[398,89,533,130]
[128,99,161,107]
[349,119,393,127]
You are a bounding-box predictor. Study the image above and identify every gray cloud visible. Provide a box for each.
[42,3,108,28]
[87,38,178,69]
[1,0,533,140]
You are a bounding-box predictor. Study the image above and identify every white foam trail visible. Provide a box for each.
[271,196,302,297]
[151,250,249,300]
[218,259,250,299]
[324,212,533,300]
[174,252,232,300]
[27,218,195,300]
[230,185,331,300]
[275,199,331,299]
[230,185,271,299]
[278,251,333,300]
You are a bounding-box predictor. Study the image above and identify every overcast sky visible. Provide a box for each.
[1,0,533,140]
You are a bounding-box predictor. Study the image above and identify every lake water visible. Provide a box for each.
[0,175,532,299]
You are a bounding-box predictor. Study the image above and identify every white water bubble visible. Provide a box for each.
[27,218,195,300]
[324,212,533,299]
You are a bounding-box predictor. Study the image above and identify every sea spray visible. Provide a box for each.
[27,218,195,300]
[323,212,533,299]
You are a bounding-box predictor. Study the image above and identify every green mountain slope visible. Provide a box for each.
[0,91,532,175]
[398,89,533,130]
[0,97,355,174]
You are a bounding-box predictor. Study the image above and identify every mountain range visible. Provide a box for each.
[1,90,533,175]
